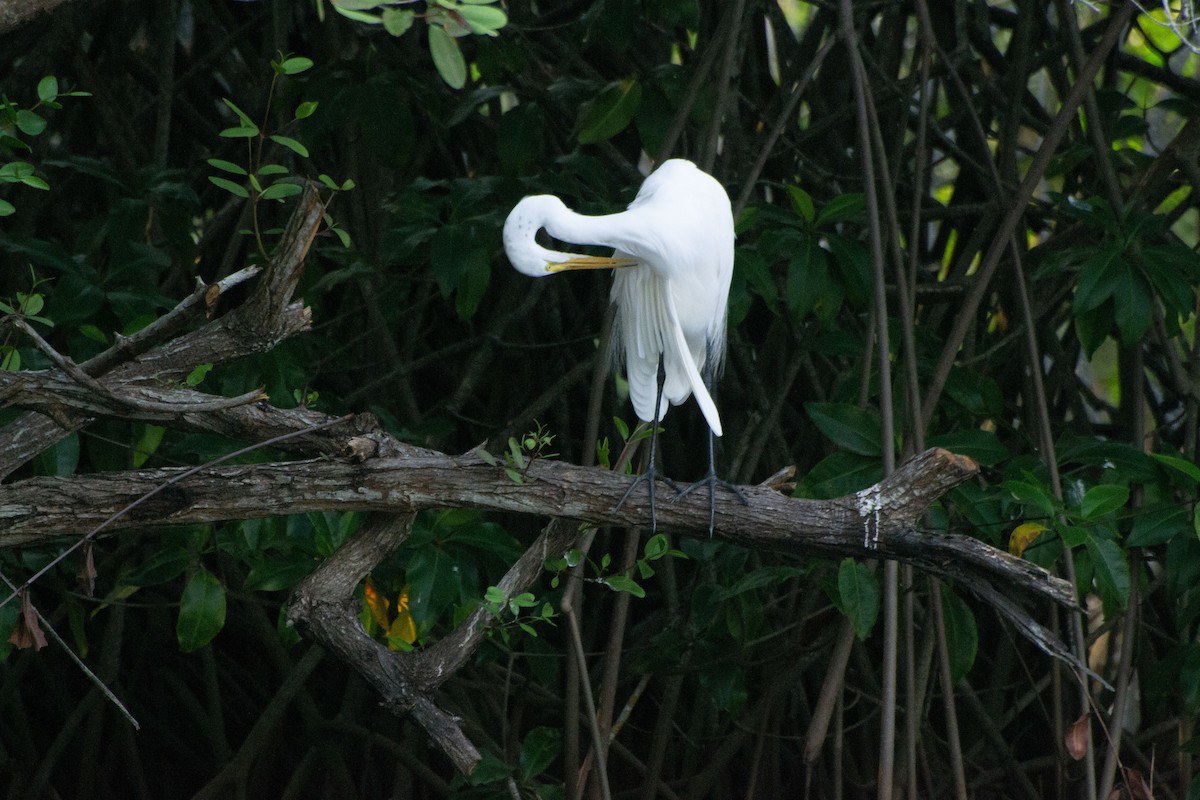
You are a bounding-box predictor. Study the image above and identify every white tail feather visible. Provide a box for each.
[665,294,723,437]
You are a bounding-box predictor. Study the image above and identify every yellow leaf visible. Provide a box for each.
[388,585,417,646]
[363,576,391,630]
[1008,522,1048,557]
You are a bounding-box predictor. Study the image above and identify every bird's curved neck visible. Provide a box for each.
[543,208,633,251]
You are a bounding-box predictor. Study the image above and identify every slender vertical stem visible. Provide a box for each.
[839,3,898,797]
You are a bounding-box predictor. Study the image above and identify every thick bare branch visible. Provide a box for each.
[0,444,1071,609]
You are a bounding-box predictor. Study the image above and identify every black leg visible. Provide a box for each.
[615,354,676,531]
[676,340,747,535]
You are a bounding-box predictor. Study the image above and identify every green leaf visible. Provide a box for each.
[837,558,879,640]
[37,76,59,103]
[185,363,212,387]
[269,134,309,158]
[331,5,382,23]
[331,0,380,8]
[644,533,669,561]
[786,185,814,225]
[1002,479,1057,518]
[16,110,47,136]
[19,293,44,315]
[1152,453,1200,482]
[603,575,646,598]
[206,158,247,175]
[429,25,467,89]
[457,3,507,34]
[124,546,192,587]
[219,126,258,139]
[208,175,249,198]
[804,402,883,456]
[940,586,978,681]
[1057,523,1089,548]
[519,726,561,782]
[578,79,642,144]
[382,8,415,36]
[258,164,289,176]
[79,324,107,343]
[815,192,866,226]
[260,182,303,201]
[1127,505,1188,547]
[0,199,14,216]
[278,56,314,75]
[176,568,227,651]
[1079,484,1129,520]
[294,100,319,120]
[132,424,165,469]
[221,98,258,129]
[1085,535,1129,613]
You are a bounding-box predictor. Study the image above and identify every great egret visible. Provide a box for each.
[503,158,739,532]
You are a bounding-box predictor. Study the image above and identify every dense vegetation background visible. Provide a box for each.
[2,0,1200,798]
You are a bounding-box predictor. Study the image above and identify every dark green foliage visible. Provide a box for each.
[3,1,1200,798]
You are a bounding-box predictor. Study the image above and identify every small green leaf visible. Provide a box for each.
[294,100,319,120]
[37,76,59,103]
[603,575,645,598]
[186,363,212,387]
[382,8,415,36]
[278,56,314,75]
[644,533,669,561]
[219,126,259,139]
[258,164,289,176]
[578,79,642,145]
[331,0,381,9]
[208,175,249,198]
[1079,484,1129,520]
[260,182,303,201]
[269,134,309,157]
[20,173,49,190]
[79,324,107,343]
[16,110,47,136]
[177,568,227,651]
[0,199,14,216]
[20,293,44,315]
[457,3,507,34]
[429,25,467,89]
[0,346,20,370]
[206,158,247,175]
[331,5,382,23]
[221,98,257,129]
[837,558,879,640]
[786,185,815,225]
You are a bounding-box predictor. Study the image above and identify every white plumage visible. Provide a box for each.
[502,159,735,439]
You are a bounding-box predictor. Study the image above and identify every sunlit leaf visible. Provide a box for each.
[382,8,415,36]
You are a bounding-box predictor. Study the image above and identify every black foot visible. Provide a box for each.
[676,471,748,536]
[614,467,680,531]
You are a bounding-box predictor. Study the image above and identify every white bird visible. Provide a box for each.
[503,158,738,532]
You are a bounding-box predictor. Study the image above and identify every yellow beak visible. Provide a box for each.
[545,255,640,273]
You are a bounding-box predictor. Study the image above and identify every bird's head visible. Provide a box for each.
[503,195,638,277]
